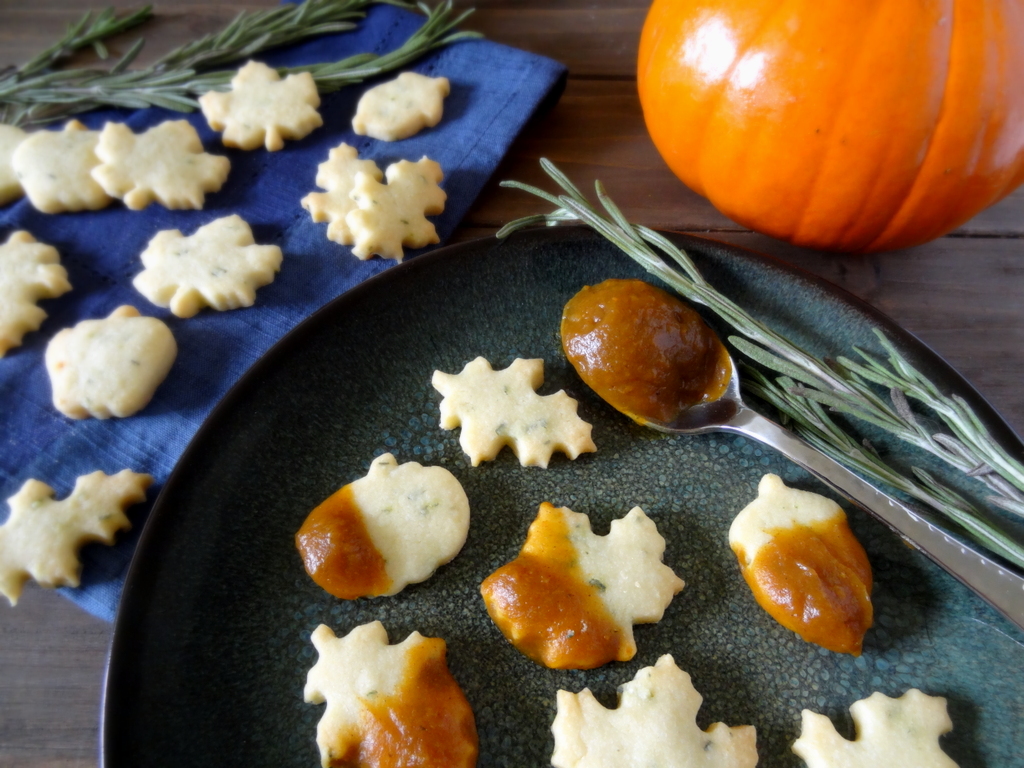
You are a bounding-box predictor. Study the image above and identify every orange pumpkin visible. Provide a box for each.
[637,0,1024,253]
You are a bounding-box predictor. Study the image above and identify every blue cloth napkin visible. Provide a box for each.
[0,4,566,621]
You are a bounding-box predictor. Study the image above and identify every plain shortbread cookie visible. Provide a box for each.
[301,142,383,245]
[352,72,450,141]
[91,120,230,210]
[0,470,152,605]
[198,60,322,151]
[551,655,758,768]
[12,120,112,213]
[45,305,177,419]
[792,689,959,768]
[432,357,596,467]
[133,214,282,318]
[0,231,72,357]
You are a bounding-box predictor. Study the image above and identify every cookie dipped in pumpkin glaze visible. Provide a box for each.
[296,453,470,599]
[481,502,684,669]
[305,622,478,768]
[561,278,731,425]
[730,474,873,655]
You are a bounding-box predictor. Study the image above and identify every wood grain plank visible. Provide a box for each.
[0,586,109,768]
[0,2,646,75]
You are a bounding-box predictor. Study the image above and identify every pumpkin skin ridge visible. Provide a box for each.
[638,0,1024,253]
[789,1,897,249]
[863,0,969,252]
[693,1,795,212]
[865,0,1024,251]
[838,33,953,252]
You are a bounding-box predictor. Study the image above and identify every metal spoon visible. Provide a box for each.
[641,352,1024,634]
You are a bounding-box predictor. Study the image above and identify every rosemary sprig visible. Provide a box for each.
[496,159,1024,567]
[1,6,154,82]
[1,0,480,128]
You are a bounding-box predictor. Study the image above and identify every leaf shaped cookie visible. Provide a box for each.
[0,231,72,357]
[133,214,282,318]
[481,502,684,668]
[91,120,230,210]
[305,622,478,768]
[346,157,446,261]
[432,357,596,467]
[199,60,322,151]
[0,470,152,605]
[552,655,758,768]
[0,123,27,205]
[301,143,383,245]
[352,72,450,141]
[11,119,112,213]
[792,689,959,768]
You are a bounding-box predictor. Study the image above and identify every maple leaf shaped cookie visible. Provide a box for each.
[91,120,231,210]
[552,655,758,768]
[0,470,152,605]
[352,72,451,141]
[133,214,282,318]
[0,124,27,205]
[792,689,959,768]
[432,357,596,467]
[198,60,322,151]
[305,621,478,768]
[346,157,446,261]
[0,231,72,357]
[482,502,684,668]
[301,143,383,245]
[11,119,112,213]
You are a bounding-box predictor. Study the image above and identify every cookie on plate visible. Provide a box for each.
[45,305,177,419]
[0,231,72,357]
[305,621,478,768]
[551,655,758,768]
[792,689,959,768]
[133,214,282,318]
[198,60,322,151]
[432,357,596,467]
[481,502,683,669]
[296,453,470,599]
[11,120,112,213]
[729,473,873,655]
[0,470,152,605]
[91,120,230,210]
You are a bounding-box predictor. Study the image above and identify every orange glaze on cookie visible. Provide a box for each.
[480,502,627,669]
[335,637,479,768]
[295,485,391,599]
[736,516,873,655]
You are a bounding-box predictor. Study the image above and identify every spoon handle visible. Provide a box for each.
[722,406,1024,634]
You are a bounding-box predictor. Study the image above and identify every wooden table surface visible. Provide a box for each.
[2,2,1022,766]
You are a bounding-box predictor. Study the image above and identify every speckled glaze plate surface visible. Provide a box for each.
[103,227,1024,767]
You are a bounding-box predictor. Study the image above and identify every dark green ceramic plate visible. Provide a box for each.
[103,227,1024,767]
